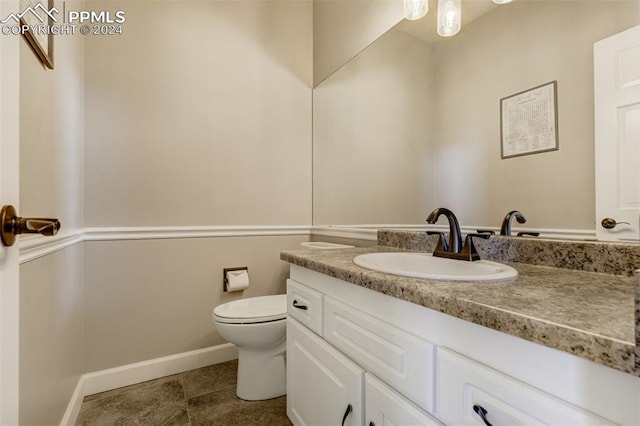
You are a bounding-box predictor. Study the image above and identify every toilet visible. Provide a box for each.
[212,294,287,401]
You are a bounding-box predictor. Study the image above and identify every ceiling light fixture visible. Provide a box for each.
[403,0,429,20]
[433,0,513,38]
[437,0,461,37]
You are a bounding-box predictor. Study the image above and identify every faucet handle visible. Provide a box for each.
[465,233,491,243]
[426,231,448,252]
[516,232,540,237]
[461,233,490,261]
[469,232,490,238]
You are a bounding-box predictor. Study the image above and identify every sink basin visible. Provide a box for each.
[353,252,518,282]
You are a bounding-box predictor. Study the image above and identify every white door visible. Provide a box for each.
[594,25,640,242]
[0,0,21,423]
[287,318,364,426]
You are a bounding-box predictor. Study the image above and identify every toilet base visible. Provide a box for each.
[236,344,286,401]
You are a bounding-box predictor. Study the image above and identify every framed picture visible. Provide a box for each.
[20,0,54,69]
[500,81,558,159]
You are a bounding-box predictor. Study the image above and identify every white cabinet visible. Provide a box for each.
[366,374,441,426]
[287,277,439,426]
[286,266,638,426]
[287,318,363,426]
[436,348,613,425]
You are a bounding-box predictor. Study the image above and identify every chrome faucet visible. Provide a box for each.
[426,208,489,261]
[500,210,526,236]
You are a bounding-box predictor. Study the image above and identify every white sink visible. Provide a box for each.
[353,252,518,282]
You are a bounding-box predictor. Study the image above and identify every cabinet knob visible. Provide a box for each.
[341,404,352,426]
[473,405,494,426]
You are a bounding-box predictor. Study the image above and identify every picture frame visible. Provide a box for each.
[19,0,54,69]
[500,81,558,159]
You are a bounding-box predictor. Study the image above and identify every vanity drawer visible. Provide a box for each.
[436,347,614,425]
[324,297,436,413]
[287,279,323,335]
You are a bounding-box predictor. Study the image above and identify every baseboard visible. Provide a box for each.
[60,343,238,426]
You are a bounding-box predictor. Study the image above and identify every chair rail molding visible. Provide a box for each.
[17,225,596,264]
[18,225,312,264]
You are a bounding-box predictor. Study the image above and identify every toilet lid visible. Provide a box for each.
[213,294,287,324]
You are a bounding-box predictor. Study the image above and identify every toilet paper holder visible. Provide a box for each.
[223,266,249,292]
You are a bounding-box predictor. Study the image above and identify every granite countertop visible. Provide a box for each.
[281,245,636,375]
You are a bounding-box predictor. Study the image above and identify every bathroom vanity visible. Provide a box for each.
[281,234,640,425]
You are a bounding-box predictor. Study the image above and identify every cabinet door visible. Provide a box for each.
[366,374,442,426]
[287,318,363,426]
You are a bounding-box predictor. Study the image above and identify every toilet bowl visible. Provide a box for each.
[212,294,287,401]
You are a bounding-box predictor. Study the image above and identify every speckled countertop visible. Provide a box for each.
[281,240,638,376]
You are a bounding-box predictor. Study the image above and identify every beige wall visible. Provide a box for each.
[313,28,434,225]
[432,0,639,230]
[20,13,84,228]
[83,235,306,372]
[313,0,403,86]
[84,1,312,227]
[19,0,85,422]
[17,0,312,422]
[19,246,83,426]
[80,1,313,372]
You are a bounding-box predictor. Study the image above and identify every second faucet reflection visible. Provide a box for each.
[500,210,527,236]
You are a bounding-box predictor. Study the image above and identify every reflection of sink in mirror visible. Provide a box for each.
[301,242,355,250]
[353,252,518,282]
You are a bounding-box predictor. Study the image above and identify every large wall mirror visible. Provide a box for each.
[313,0,639,238]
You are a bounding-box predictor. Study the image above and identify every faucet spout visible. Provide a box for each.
[426,207,462,253]
[500,210,526,236]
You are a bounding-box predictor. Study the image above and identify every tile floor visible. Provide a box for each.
[75,360,292,425]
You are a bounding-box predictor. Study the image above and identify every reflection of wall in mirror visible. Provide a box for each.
[313,27,434,225]
[313,0,639,235]
[433,0,637,232]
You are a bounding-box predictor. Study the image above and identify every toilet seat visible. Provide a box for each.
[213,294,287,324]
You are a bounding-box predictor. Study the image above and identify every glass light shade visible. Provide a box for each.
[492,0,513,3]
[437,0,461,37]
[404,0,428,20]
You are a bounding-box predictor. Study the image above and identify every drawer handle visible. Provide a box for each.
[341,404,352,426]
[292,300,308,310]
[473,405,494,426]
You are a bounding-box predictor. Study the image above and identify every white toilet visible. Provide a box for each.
[212,294,287,401]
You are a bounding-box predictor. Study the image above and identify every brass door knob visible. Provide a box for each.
[1,205,61,247]
[600,217,630,230]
